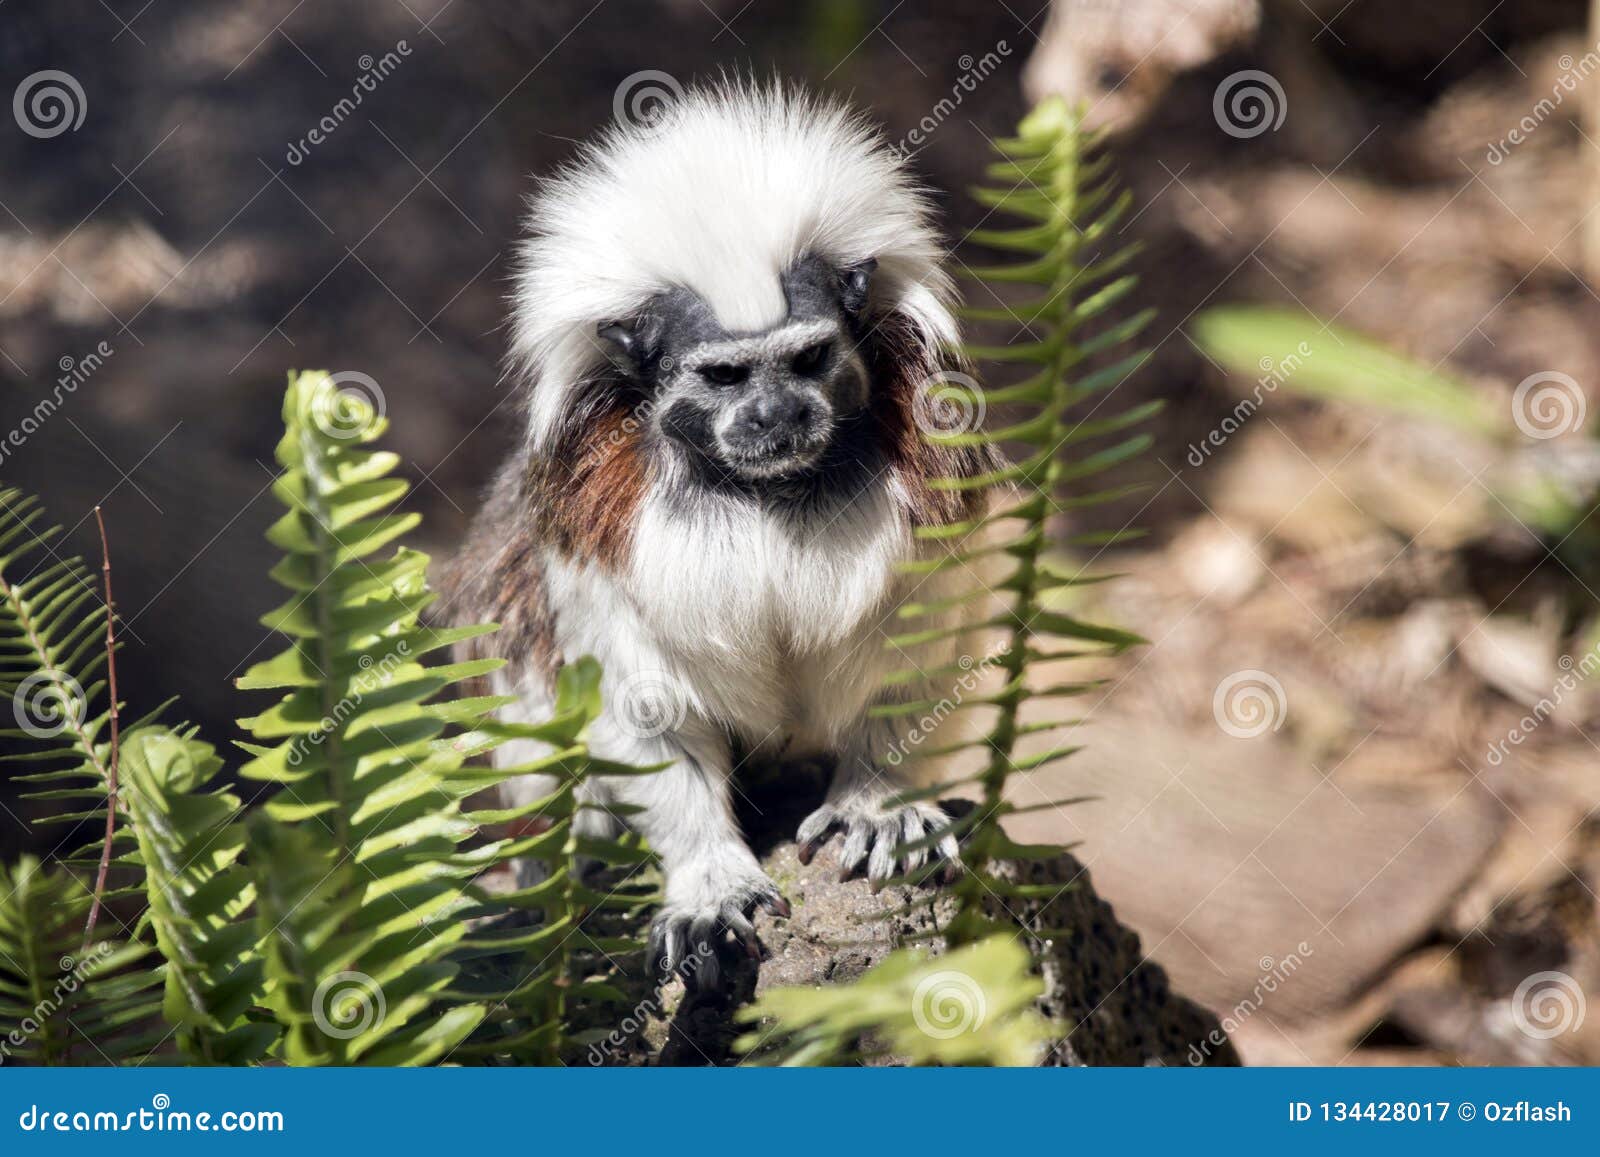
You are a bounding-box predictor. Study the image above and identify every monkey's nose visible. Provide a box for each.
[745,393,813,434]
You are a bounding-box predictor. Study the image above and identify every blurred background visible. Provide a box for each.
[2,0,1598,1065]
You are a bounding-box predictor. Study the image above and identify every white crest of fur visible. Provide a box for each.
[510,80,956,451]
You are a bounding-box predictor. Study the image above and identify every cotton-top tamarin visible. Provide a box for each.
[446,81,998,986]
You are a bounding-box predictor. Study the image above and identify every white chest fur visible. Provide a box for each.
[616,480,912,741]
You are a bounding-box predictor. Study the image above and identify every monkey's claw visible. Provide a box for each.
[647,875,790,990]
[796,798,959,887]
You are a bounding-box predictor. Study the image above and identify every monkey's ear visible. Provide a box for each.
[839,258,877,318]
[596,313,665,377]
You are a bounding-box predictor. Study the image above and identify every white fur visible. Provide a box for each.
[510,79,956,454]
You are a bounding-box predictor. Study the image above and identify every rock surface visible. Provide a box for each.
[636,836,1237,1067]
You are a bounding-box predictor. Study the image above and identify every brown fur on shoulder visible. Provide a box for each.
[438,454,560,692]
[528,400,653,570]
[868,309,999,529]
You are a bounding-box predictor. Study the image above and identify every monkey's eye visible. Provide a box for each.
[791,342,831,376]
[698,363,749,387]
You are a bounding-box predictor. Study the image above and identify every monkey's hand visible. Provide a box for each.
[796,786,959,887]
[647,852,790,990]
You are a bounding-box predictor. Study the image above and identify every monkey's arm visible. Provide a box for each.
[595,717,789,987]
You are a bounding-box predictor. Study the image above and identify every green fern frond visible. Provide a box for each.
[234,371,491,1064]
[448,657,659,1066]
[903,99,1158,945]
[120,725,272,1064]
[0,489,124,871]
[736,935,1053,1066]
[247,815,481,1066]
[0,855,164,1065]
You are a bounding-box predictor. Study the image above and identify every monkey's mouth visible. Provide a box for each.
[718,429,832,479]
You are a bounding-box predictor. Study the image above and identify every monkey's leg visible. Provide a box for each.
[488,678,625,887]
[797,715,960,887]
[597,719,789,988]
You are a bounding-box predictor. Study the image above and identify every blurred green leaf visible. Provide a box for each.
[1192,306,1505,438]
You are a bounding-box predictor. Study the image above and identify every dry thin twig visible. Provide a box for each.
[82,505,121,949]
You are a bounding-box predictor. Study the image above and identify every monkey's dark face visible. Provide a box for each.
[597,256,876,484]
